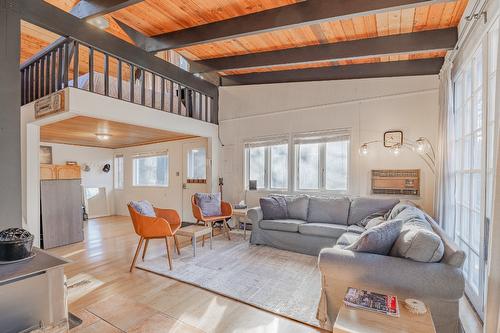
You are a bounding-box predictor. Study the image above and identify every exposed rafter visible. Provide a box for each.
[196,28,457,73]
[14,0,218,97]
[142,0,454,51]
[220,58,445,86]
[70,0,143,20]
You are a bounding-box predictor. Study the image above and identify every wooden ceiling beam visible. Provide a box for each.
[14,0,218,97]
[145,0,455,51]
[220,58,445,86]
[70,0,143,20]
[196,28,457,73]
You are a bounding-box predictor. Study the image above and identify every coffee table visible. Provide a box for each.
[333,296,436,333]
[176,225,212,257]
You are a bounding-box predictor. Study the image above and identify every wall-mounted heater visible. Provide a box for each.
[371,169,420,196]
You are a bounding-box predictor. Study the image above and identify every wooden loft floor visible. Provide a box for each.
[21,0,469,85]
[50,216,325,333]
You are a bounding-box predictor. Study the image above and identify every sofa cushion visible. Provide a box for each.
[387,202,417,220]
[390,207,444,263]
[298,223,347,238]
[348,197,400,226]
[260,196,288,220]
[130,200,156,217]
[284,195,309,220]
[346,219,403,255]
[195,193,222,217]
[336,232,361,247]
[347,225,365,234]
[307,197,350,225]
[260,219,305,232]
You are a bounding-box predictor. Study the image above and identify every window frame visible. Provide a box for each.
[293,133,351,193]
[244,138,289,191]
[132,153,169,188]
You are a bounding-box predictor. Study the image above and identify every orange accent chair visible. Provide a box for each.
[191,195,233,240]
[128,204,181,272]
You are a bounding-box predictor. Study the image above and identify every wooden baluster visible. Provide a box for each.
[169,81,173,113]
[29,65,34,103]
[104,54,109,96]
[88,47,94,92]
[177,84,182,115]
[160,78,165,111]
[73,41,79,89]
[63,42,69,88]
[21,69,25,105]
[205,95,208,122]
[140,69,145,106]
[151,74,156,108]
[117,60,122,99]
[57,46,63,90]
[129,64,134,102]
[50,50,56,93]
[34,61,39,100]
[40,58,45,97]
[45,53,51,95]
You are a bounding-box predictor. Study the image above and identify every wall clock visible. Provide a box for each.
[384,130,403,147]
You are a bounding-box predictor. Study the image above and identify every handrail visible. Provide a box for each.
[20,37,218,124]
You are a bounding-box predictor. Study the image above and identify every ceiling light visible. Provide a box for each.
[416,137,426,152]
[96,133,111,141]
[87,16,109,30]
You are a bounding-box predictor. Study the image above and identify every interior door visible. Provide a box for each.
[182,141,208,222]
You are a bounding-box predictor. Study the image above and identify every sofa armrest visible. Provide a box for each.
[319,247,464,300]
[247,206,263,224]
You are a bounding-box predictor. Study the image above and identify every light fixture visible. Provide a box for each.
[95,133,111,141]
[359,144,369,156]
[87,16,109,30]
[416,137,426,152]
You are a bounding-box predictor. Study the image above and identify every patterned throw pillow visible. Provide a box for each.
[130,200,156,217]
[195,193,222,217]
[345,219,403,255]
[260,196,288,220]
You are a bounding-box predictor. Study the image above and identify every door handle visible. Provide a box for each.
[182,183,187,189]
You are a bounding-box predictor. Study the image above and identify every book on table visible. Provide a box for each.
[343,287,400,317]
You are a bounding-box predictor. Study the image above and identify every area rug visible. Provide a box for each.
[135,233,321,327]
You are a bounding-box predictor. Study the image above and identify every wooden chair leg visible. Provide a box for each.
[224,219,231,240]
[173,235,181,255]
[142,239,150,261]
[165,237,173,270]
[202,235,205,247]
[130,237,144,272]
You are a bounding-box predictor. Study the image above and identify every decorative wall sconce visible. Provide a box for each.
[359,136,436,173]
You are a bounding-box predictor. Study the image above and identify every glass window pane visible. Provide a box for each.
[249,147,265,188]
[473,94,483,131]
[472,130,482,170]
[270,144,288,189]
[187,148,206,180]
[470,252,480,294]
[114,156,124,189]
[298,143,319,190]
[325,140,349,191]
[473,49,483,90]
[133,155,168,186]
[463,136,471,170]
[464,99,472,135]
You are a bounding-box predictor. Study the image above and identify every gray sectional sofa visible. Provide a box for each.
[247,195,466,333]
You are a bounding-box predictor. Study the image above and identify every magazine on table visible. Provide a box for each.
[343,287,400,317]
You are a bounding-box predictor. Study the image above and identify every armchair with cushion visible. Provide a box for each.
[191,194,233,240]
[128,202,181,272]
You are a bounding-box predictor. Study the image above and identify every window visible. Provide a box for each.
[114,155,124,190]
[133,154,169,187]
[294,131,350,192]
[245,138,288,190]
[187,148,206,180]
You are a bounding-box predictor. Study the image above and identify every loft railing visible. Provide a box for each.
[20,37,217,124]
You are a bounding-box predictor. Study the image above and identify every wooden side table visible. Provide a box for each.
[232,208,250,239]
[333,299,436,333]
[176,225,212,257]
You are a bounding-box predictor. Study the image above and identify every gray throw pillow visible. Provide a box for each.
[130,200,156,217]
[195,192,222,217]
[260,196,287,220]
[365,216,386,229]
[390,207,444,263]
[345,219,403,255]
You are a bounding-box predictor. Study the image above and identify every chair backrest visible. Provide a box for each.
[191,195,203,221]
[128,203,150,236]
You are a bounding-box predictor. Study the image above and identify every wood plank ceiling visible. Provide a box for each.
[24,0,469,85]
[40,116,197,148]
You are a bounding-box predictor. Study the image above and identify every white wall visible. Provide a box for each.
[219,75,439,214]
[113,137,208,216]
[40,142,114,217]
